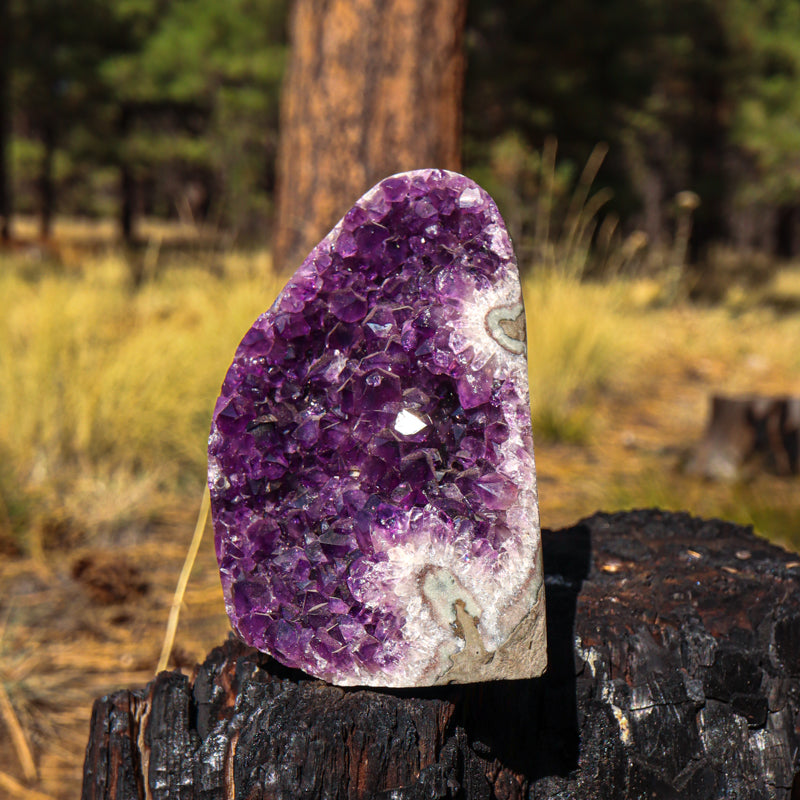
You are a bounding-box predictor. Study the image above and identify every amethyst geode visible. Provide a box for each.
[208,170,545,687]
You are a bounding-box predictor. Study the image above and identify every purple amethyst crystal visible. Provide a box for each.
[208,170,546,686]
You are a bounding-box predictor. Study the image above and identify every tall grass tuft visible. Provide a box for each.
[523,271,625,444]
[511,138,630,444]
[483,134,618,280]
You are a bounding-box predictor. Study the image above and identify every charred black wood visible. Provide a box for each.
[82,510,800,799]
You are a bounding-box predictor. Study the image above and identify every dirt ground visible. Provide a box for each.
[2,328,799,800]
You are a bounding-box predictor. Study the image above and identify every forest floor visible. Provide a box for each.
[2,219,800,798]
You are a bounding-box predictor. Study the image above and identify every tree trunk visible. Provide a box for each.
[82,510,800,799]
[0,0,12,242]
[775,205,800,260]
[39,119,56,240]
[272,0,467,272]
[687,58,728,260]
[118,106,136,245]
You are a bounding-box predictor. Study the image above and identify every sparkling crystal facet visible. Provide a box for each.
[209,169,546,687]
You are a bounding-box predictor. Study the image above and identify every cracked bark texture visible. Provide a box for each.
[82,510,800,799]
[272,0,467,272]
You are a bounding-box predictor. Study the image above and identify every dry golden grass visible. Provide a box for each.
[531,273,800,542]
[0,248,282,550]
[524,271,635,444]
[1,233,800,798]
[0,499,229,800]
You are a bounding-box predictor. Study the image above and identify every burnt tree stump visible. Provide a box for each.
[686,394,800,479]
[82,510,800,799]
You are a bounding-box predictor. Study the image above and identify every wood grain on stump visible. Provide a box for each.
[82,510,800,799]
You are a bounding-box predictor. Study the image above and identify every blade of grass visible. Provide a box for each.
[568,186,615,274]
[0,680,37,781]
[0,770,55,800]
[563,141,609,261]
[156,484,211,673]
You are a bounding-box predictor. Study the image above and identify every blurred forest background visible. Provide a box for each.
[2,3,800,798]
[4,0,800,258]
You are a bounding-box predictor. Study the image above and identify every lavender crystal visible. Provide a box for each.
[209,170,546,686]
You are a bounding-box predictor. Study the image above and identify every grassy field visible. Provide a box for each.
[1,227,800,798]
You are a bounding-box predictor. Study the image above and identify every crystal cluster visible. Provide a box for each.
[208,170,546,687]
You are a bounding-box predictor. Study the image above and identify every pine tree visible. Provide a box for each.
[273,0,467,272]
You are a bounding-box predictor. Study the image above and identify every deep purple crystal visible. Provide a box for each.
[209,170,544,687]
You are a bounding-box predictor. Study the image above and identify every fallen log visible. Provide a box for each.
[686,394,800,479]
[82,509,800,799]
